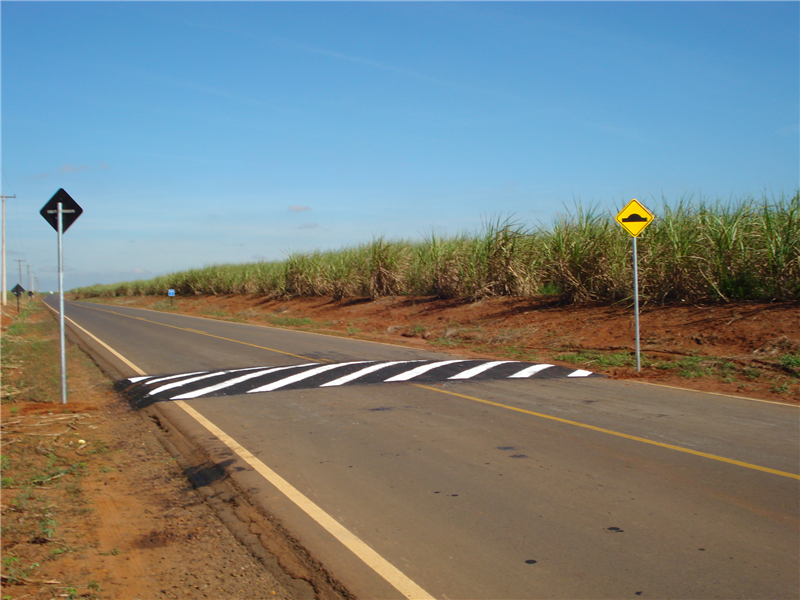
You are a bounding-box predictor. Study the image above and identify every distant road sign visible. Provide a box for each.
[168,289,176,297]
[11,284,24,297]
[615,199,654,237]
[40,188,83,233]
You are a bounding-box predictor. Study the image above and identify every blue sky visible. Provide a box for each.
[2,1,798,292]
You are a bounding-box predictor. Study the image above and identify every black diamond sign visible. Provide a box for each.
[12,284,25,297]
[40,188,83,233]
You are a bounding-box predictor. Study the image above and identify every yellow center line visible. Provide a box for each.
[73,303,325,363]
[412,384,800,481]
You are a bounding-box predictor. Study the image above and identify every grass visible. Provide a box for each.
[266,315,315,328]
[553,350,636,368]
[72,192,800,304]
[778,353,800,369]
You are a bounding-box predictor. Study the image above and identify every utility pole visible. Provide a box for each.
[27,264,32,299]
[15,258,25,289]
[1,193,16,305]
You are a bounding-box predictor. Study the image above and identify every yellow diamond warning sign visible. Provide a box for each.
[615,199,654,237]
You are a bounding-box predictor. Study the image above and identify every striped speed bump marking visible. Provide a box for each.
[117,359,602,404]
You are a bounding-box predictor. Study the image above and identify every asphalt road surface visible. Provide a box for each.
[48,298,800,600]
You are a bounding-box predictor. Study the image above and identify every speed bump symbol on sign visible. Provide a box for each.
[615,199,654,237]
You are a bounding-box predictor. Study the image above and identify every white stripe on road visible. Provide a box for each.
[175,400,435,600]
[248,361,372,393]
[568,369,594,377]
[384,360,468,382]
[448,360,518,380]
[320,360,424,387]
[144,371,209,386]
[148,372,225,396]
[146,367,264,397]
[508,364,554,378]
[171,364,318,400]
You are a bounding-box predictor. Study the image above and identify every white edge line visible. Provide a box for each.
[174,400,435,600]
[623,379,800,407]
[43,302,147,376]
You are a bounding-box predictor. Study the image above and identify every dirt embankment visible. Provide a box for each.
[97,293,800,404]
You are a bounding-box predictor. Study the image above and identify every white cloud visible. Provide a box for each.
[289,205,310,213]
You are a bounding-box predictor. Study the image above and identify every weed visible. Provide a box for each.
[770,380,794,395]
[778,353,800,369]
[11,488,37,510]
[39,516,57,539]
[267,315,314,328]
[408,324,427,337]
[1,477,14,488]
[85,441,109,455]
[553,350,634,368]
[29,460,87,486]
[742,367,762,380]
[674,356,713,379]
[65,482,82,496]
[88,580,101,591]
[2,555,40,582]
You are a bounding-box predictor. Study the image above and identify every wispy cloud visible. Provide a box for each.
[296,222,319,229]
[279,39,515,100]
[289,205,310,213]
[31,162,109,180]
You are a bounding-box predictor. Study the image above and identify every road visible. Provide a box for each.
[49,298,799,599]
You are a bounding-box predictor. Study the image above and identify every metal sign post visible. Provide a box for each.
[57,203,67,404]
[615,199,654,372]
[40,189,83,404]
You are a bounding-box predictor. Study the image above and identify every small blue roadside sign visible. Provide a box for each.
[168,289,176,297]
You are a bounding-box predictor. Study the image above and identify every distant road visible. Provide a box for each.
[50,298,800,600]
